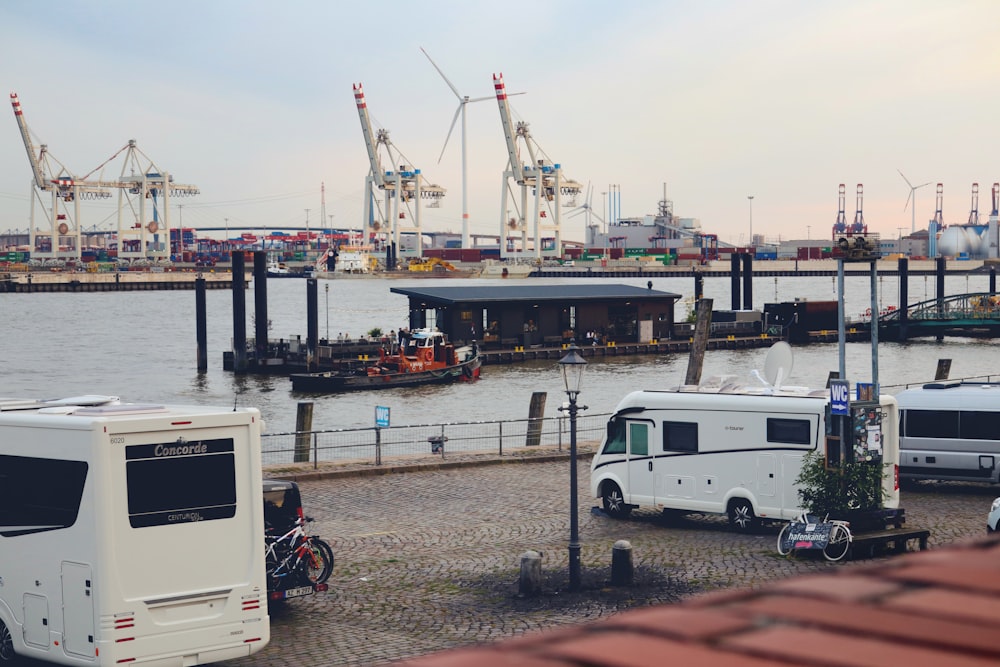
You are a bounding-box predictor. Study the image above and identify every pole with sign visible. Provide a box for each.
[374,406,390,465]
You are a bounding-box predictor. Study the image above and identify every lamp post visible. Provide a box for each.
[747,195,754,248]
[558,341,587,591]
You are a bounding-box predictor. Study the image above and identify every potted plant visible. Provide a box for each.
[795,451,888,533]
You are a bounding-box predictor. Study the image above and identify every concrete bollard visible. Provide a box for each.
[610,539,633,586]
[518,550,542,597]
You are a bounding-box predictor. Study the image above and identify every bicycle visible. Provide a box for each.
[777,511,853,562]
[265,516,334,590]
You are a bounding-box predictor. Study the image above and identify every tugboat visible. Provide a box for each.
[290,329,480,392]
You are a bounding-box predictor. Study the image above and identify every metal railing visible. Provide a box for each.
[260,412,612,468]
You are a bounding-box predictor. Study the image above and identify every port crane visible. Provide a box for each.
[9,92,199,263]
[990,183,1000,259]
[352,83,445,263]
[493,73,582,260]
[929,183,945,258]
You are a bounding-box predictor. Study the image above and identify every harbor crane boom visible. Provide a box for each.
[10,93,48,190]
[352,82,445,262]
[492,73,581,260]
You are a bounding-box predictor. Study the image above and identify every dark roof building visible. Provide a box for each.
[390,284,682,347]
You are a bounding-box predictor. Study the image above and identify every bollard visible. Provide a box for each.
[610,539,633,586]
[294,402,314,463]
[518,550,542,597]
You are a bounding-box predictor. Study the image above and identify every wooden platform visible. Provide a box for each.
[850,526,930,558]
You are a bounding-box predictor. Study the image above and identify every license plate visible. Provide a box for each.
[282,586,314,599]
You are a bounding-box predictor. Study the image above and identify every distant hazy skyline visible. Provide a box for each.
[1,0,998,246]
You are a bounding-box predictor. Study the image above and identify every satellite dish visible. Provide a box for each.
[763,341,794,388]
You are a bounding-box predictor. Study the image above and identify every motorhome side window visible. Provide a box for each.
[603,418,627,454]
[766,418,812,445]
[629,423,649,456]
[663,421,698,452]
[904,410,959,439]
[903,409,1000,440]
[125,438,237,528]
[0,455,88,537]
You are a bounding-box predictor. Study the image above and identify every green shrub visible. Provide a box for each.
[796,450,886,516]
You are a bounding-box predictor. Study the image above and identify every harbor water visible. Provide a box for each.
[3,272,999,434]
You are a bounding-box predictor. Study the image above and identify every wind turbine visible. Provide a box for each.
[898,169,931,234]
[421,47,523,250]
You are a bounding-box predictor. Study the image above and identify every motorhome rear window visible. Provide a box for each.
[663,421,698,452]
[125,438,237,528]
[0,455,88,537]
[766,418,812,445]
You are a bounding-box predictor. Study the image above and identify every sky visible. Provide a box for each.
[1,0,998,247]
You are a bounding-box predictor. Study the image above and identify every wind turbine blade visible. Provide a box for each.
[897,168,914,189]
[420,47,462,100]
[465,94,495,104]
[904,190,913,212]
[437,104,462,163]
[916,181,932,189]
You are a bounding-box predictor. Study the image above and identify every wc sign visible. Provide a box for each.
[375,405,390,428]
[829,379,850,416]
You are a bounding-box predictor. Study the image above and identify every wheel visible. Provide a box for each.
[728,499,758,533]
[776,522,792,556]
[310,538,335,584]
[300,538,334,585]
[823,524,852,562]
[0,618,15,663]
[601,482,631,518]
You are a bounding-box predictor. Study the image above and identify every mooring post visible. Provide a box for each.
[231,252,248,373]
[526,391,547,447]
[685,298,713,386]
[936,257,946,342]
[195,275,208,372]
[253,251,268,364]
[730,252,741,310]
[742,253,753,310]
[898,257,909,342]
[294,402,314,464]
[306,278,319,371]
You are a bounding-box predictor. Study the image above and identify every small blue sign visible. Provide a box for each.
[375,405,390,428]
[830,380,850,416]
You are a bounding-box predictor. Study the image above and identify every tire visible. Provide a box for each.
[728,499,758,533]
[823,524,852,562]
[601,482,631,518]
[776,522,792,556]
[301,538,334,585]
[0,618,15,664]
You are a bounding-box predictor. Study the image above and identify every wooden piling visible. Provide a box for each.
[526,391,547,447]
[294,401,314,463]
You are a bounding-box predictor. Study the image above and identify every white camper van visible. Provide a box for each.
[589,385,900,531]
[0,396,270,666]
[896,381,1000,483]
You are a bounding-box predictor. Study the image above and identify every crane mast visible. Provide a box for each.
[492,73,581,260]
[929,183,944,258]
[352,82,445,263]
[8,92,198,263]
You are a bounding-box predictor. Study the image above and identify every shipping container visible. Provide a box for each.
[460,249,482,263]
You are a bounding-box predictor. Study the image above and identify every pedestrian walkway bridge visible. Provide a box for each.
[875,292,1000,340]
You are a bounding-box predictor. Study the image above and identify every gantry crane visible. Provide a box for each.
[989,183,1000,259]
[352,83,445,263]
[493,73,582,260]
[832,183,847,238]
[929,183,944,258]
[9,92,198,263]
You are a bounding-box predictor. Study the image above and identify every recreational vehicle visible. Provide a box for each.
[896,381,1000,483]
[0,396,270,666]
[589,385,900,531]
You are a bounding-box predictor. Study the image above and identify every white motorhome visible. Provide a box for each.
[589,384,900,531]
[896,381,1000,483]
[0,396,270,666]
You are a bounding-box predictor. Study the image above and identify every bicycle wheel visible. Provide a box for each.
[823,524,852,562]
[299,538,334,585]
[776,523,792,556]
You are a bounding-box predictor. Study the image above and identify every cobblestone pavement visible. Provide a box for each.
[221,446,998,667]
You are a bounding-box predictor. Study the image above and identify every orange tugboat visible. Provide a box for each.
[290,329,480,392]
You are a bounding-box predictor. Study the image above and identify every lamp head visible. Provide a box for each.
[558,340,587,397]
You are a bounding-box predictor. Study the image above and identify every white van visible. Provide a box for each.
[0,395,270,666]
[896,381,1000,483]
[589,385,900,531]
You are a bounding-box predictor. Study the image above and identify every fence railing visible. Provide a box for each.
[260,412,612,468]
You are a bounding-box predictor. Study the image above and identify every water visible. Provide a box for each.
[2,272,998,434]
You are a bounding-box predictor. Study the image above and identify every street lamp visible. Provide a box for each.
[558,341,587,591]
